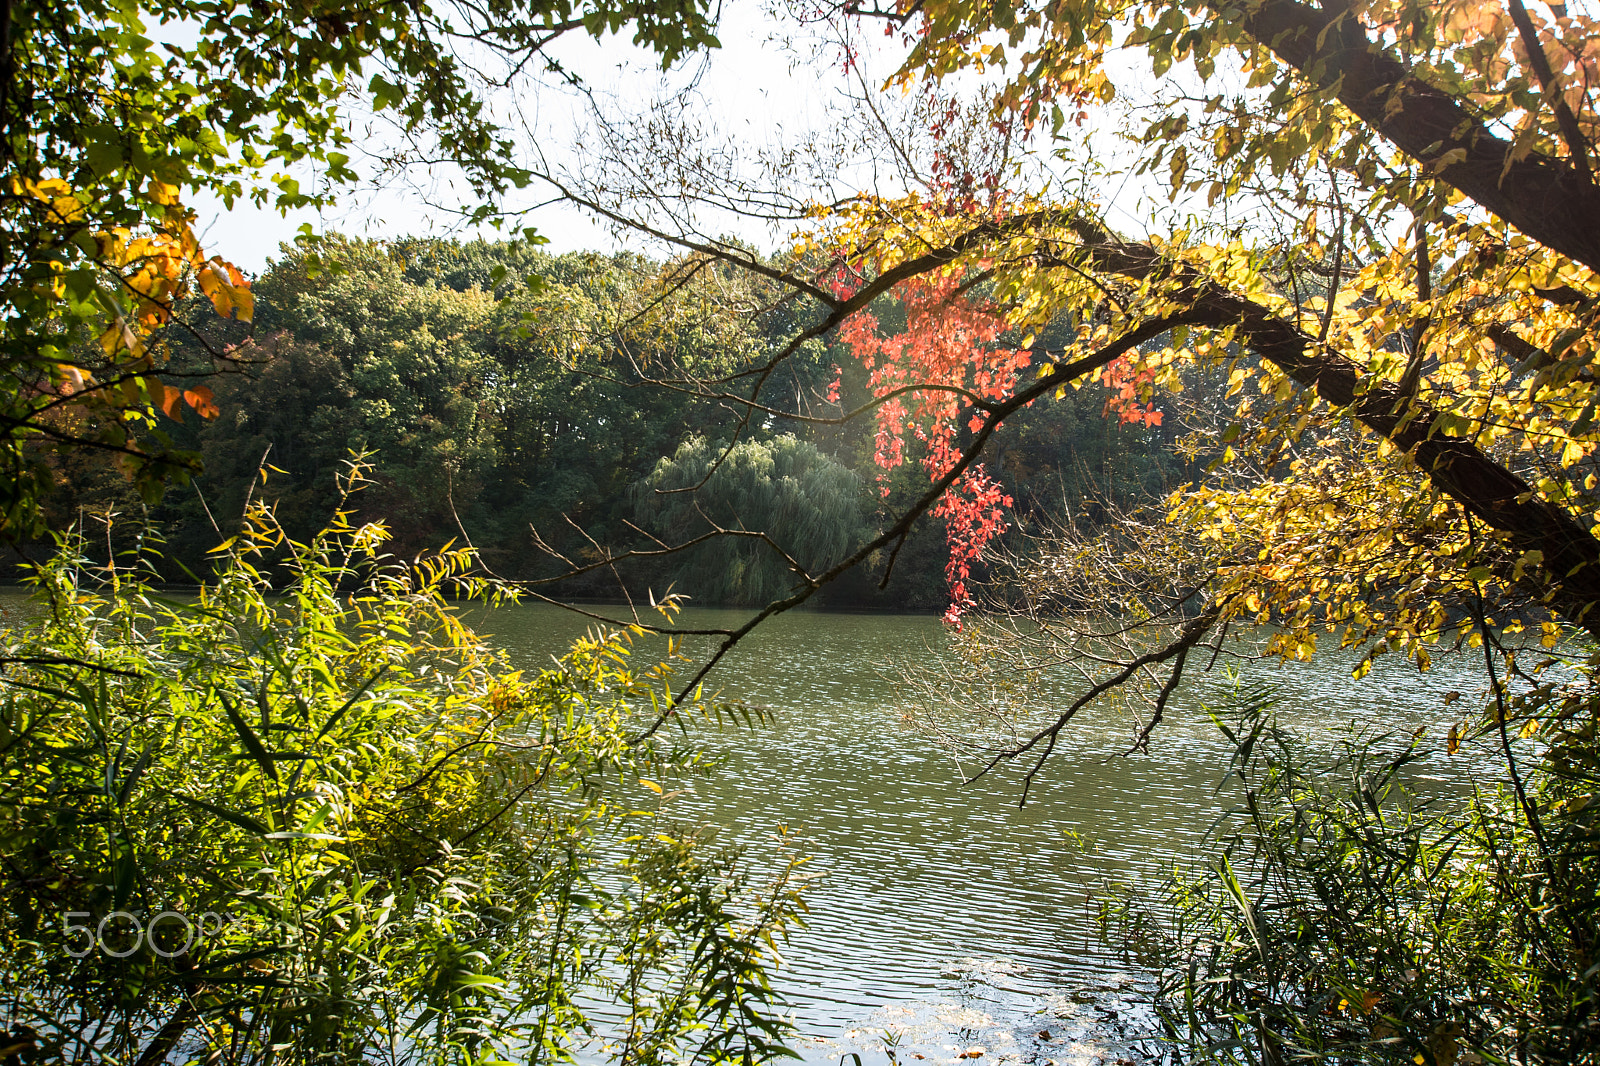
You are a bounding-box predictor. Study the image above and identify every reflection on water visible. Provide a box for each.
[472,603,1488,1065]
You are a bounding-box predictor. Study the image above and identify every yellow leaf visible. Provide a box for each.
[1512,549,1544,581]
[98,316,145,358]
[146,179,182,206]
[25,177,85,223]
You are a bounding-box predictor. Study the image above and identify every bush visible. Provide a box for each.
[0,464,804,1066]
[1109,681,1600,1066]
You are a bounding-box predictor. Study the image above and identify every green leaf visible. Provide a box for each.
[160,788,270,836]
[115,745,155,806]
[220,693,278,782]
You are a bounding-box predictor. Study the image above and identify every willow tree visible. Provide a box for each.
[632,434,871,605]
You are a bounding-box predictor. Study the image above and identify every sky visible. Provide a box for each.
[191,6,857,273]
[186,5,1187,277]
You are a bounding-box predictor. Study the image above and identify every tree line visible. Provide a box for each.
[26,234,1182,610]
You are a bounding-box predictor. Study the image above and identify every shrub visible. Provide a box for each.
[0,464,803,1066]
[1109,682,1600,1065]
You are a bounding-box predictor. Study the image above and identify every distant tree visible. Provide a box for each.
[633,434,871,604]
[165,240,501,558]
[134,240,780,586]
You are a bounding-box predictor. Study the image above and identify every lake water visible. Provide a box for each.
[0,584,1495,1066]
[472,603,1490,1066]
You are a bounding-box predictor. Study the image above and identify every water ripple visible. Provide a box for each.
[478,604,1493,1063]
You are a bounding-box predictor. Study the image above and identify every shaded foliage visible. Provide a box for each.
[33,235,1181,610]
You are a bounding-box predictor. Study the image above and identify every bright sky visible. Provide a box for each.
[188,5,1188,276]
[192,5,855,272]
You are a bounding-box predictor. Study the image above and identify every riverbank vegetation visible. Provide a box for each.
[0,464,803,1064]
[1107,683,1599,1065]
[2,1,817,1060]
[9,0,1600,1062]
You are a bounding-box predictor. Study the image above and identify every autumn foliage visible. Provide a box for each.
[827,247,1167,618]
[828,268,1015,618]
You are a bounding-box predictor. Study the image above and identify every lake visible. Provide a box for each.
[0,584,1496,1066]
[472,603,1489,1066]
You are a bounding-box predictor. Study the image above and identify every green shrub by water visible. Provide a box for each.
[0,464,804,1066]
[1108,682,1600,1065]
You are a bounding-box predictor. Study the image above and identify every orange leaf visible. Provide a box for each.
[155,381,183,421]
[199,259,254,321]
[184,386,219,419]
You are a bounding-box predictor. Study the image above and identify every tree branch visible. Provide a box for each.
[629,308,1205,741]
[1047,224,1600,638]
[1505,0,1593,184]
[1224,0,1600,272]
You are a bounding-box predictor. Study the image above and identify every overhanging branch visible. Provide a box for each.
[1044,224,1600,638]
[1225,0,1600,273]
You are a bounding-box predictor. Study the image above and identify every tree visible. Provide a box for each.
[0,0,720,537]
[735,0,1600,757]
[178,238,504,557]
[130,238,791,587]
[530,3,1600,1055]
[545,0,1600,721]
[633,433,872,604]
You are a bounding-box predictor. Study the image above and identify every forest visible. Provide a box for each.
[28,235,1182,610]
